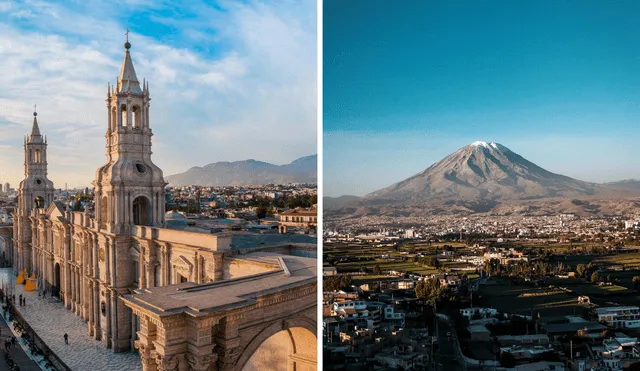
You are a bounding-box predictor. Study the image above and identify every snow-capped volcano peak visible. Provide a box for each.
[470,141,503,151]
[471,140,490,148]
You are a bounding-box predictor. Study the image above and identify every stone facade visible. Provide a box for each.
[10,38,317,369]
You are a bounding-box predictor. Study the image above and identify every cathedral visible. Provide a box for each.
[11,38,317,371]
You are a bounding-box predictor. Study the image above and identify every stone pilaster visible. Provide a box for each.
[216,317,241,371]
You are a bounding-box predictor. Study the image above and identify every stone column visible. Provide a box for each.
[194,253,199,284]
[69,266,74,310]
[88,280,95,336]
[93,282,101,339]
[155,316,188,371]
[76,269,81,315]
[198,256,205,284]
[187,318,218,371]
[135,315,159,371]
[216,317,241,371]
[139,252,146,289]
[103,289,112,347]
[162,246,169,286]
[146,262,155,288]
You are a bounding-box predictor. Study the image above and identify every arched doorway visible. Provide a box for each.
[53,263,61,297]
[132,196,151,226]
[0,236,6,267]
[34,196,44,209]
[240,325,317,371]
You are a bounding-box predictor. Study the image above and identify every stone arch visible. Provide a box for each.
[236,316,317,371]
[34,149,41,163]
[53,262,61,297]
[34,196,44,209]
[120,104,127,127]
[132,105,140,129]
[132,195,152,226]
[111,107,117,130]
[0,236,7,267]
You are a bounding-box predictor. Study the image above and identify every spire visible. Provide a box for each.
[117,30,142,94]
[29,106,43,143]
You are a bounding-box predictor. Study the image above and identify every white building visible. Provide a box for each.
[404,229,415,239]
[595,306,640,328]
[460,307,498,320]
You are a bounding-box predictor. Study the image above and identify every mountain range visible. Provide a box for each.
[326,142,640,216]
[166,155,316,186]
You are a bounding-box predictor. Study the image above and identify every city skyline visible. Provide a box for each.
[324,0,640,197]
[0,0,317,188]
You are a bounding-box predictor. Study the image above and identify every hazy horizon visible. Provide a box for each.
[0,0,316,189]
[324,0,640,197]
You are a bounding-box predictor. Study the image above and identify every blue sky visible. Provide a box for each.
[0,0,316,188]
[324,0,640,197]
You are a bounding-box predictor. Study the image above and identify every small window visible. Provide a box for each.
[135,163,147,174]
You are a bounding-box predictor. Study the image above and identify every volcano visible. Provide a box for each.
[365,141,598,202]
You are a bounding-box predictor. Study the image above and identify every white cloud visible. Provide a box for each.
[0,0,316,188]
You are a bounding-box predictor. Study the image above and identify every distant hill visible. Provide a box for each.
[603,179,640,191]
[323,195,361,208]
[166,155,316,186]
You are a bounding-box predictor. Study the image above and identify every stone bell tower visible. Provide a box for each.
[14,109,55,273]
[93,35,166,234]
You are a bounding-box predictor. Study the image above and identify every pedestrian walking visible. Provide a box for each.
[63,333,68,345]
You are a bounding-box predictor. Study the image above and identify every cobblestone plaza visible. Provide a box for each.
[0,268,141,371]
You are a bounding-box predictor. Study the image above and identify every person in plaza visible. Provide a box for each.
[63,333,68,345]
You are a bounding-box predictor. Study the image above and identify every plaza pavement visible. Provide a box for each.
[0,268,141,371]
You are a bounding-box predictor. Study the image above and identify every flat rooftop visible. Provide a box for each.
[544,321,606,334]
[122,253,316,318]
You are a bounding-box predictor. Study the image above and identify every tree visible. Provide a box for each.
[73,199,82,211]
[576,264,586,278]
[373,264,382,275]
[591,271,600,283]
[415,278,441,305]
[425,256,439,268]
[323,275,353,292]
[256,206,267,219]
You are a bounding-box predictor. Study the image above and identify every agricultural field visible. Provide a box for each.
[324,241,480,276]
[475,278,588,317]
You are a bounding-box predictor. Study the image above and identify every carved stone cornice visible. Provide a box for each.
[160,315,184,329]
[225,284,315,322]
